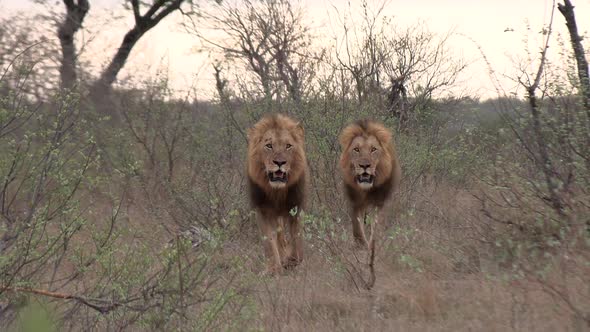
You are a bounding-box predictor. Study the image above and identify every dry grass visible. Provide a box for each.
[198,181,588,331]
[232,243,580,331]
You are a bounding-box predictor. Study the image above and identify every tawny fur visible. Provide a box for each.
[339,119,401,247]
[247,114,307,274]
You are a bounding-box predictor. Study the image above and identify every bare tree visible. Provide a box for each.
[558,0,590,113]
[500,0,590,218]
[57,0,90,90]
[477,4,590,324]
[33,0,192,95]
[334,0,388,104]
[333,1,466,126]
[384,25,466,125]
[517,3,565,215]
[93,0,189,92]
[190,0,315,108]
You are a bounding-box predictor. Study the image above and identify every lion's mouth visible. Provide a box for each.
[268,170,288,183]
[356,173,374,185]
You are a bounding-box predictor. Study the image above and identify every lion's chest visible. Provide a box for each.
[344,179,393,210]
[249,178,305,216]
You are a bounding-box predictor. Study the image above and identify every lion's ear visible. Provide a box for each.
[338,125,355,150]
[375,129,392,145]
[294,122,305,140]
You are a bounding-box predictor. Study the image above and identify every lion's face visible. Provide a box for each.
[339,120,394,191]
[344,135,384,190]
[259,129,301,189]
[248,114,306,191]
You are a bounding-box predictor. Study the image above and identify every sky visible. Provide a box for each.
[1,0,589,99]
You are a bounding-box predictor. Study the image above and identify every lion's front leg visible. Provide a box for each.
[351,207,369,248]
[368,206,386,251]
[366,206,384,290]
[257,212,282,274]
[284,215,303,268]
[276,218,289,266]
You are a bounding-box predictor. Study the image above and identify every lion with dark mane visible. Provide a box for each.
[247,114,307,274]
[339,119,401,248]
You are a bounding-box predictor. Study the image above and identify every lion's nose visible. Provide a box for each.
[359,163,371,170]
[273,160,287,167]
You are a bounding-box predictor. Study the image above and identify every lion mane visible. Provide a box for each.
[339,119,401,247]
[247,113,307,274]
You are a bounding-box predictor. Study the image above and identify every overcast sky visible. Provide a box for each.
[2,0,589,99]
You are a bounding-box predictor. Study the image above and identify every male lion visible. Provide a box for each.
[247,114,307,274]
[339,119,401,248]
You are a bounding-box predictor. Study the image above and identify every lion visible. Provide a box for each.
[247,114,307,274]
[339,119,401,249]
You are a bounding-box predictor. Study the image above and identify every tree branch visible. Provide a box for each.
[131,0,141,23]
[522,2,566,215]
[57,0,90,90]
[1,286,124,314]
[558,0,590,113]
[93,0,185,92]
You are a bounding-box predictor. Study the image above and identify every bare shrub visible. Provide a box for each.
[331,0,466,128]
[0,50,251,330]
[472,2,589,326]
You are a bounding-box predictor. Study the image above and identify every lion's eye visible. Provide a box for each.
[265,143,273,149]
[286,144,292,150]
[353,147,360,153]
[371,147,377,152]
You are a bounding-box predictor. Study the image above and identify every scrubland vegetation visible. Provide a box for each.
[0,0,588,330]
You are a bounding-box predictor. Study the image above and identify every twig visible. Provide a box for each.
[366,237,376,290]
[1,286,123,314]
